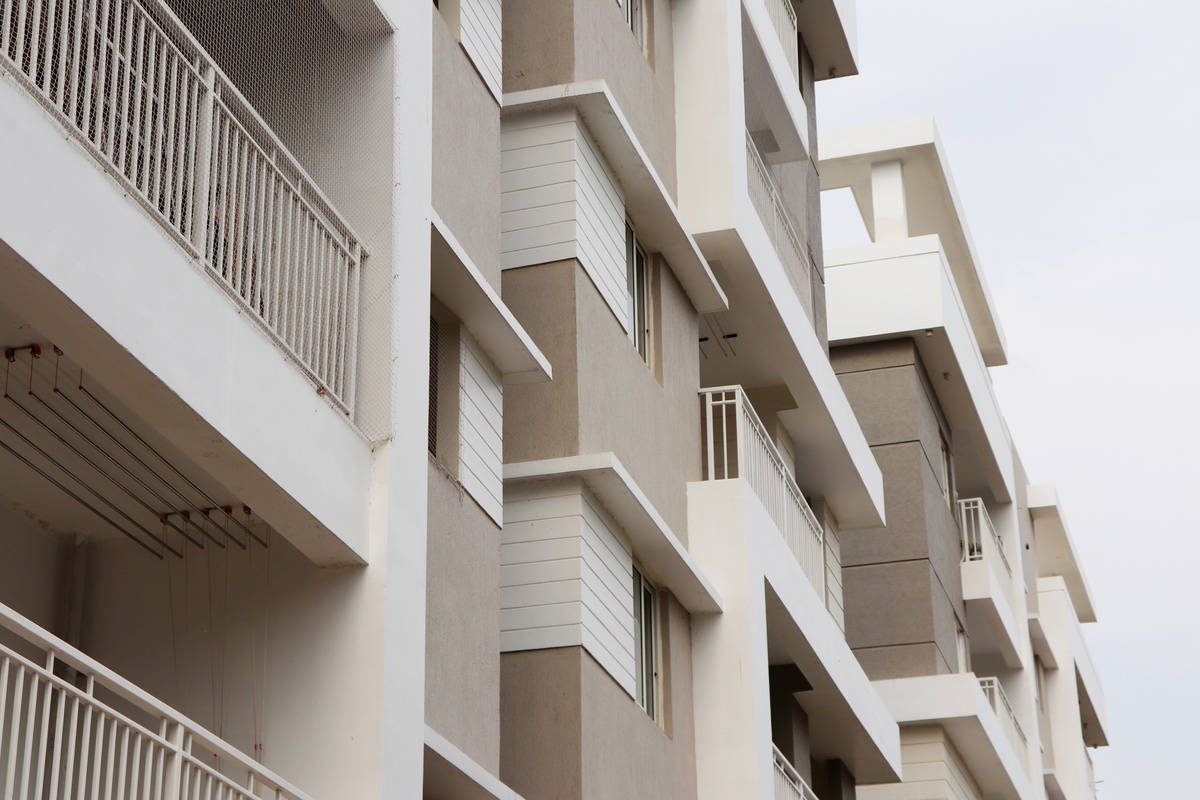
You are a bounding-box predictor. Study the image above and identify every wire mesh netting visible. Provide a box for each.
[1,0,396,441]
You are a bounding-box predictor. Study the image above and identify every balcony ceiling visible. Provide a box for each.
[0,300,263,557]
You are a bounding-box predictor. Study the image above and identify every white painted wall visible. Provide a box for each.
[500,478,638,697]
[458,329,504,525]
[460,0,502,101]
[501,111,630,332]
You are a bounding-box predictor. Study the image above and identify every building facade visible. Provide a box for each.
[0,2,1105,800]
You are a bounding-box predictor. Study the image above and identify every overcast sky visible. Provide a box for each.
[817,1,1200,795]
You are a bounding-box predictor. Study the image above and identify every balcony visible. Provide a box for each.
[772,744,818,800]
[763,0,800,83]
[0,0,365,413]
[745,131,815,322]
[960,498,1011,575]
[958,498,1023,668]
[978,677,1027,763]
[0,601,310,800]
[701,386,832,617]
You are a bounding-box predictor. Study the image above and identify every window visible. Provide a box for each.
[939,434,952,508]
[633,566,659,719]
[617,0,643,46]
[428,300,461,476]
[625,222,651,364]
[955,619,969,673]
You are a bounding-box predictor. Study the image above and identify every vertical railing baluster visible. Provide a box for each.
[160,722,183,800]
[188,65,214,247]
[74,675,95,800]
[33,655,55,799]
[343,243,361,411]
[18,669,43,799]
[4,662,27,800]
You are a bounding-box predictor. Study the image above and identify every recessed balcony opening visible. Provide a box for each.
[0,0,392,420]
[0,311,358,799]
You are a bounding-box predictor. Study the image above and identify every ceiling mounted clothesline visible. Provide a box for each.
[0,344,269,559]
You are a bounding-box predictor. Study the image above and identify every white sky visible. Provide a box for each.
[816,1,1200,795]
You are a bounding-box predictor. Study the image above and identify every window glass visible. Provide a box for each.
[626,222,650,364]
[633,566,658,718]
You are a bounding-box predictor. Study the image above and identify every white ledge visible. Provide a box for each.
[502,81,728,316]
[504,453,723,614]
[1027,483,1096,623]
[424,725,525,800]
[431,213,552,384]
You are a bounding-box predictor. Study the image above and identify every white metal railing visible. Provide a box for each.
[763,0,799,81]
[701,387,825,598]
[772,744,818,800]
[979,676,1027,757]
[0,601,312,800]
[0,0,363,412]
[745,131,814,320]
[959,497,1011,575]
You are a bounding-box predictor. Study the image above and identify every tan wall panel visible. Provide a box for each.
[426,458,502,771]
[434,15,503,290]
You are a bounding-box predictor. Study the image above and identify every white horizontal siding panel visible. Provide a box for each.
[501,625,581,653]
[582,625,636,697]
[500,601,582,632]
[501,112,631,333]
[458,330,504,525]
[499,479,638,697]
[500,579,581,609]
[459,0,502,101]
[501,535,582,566]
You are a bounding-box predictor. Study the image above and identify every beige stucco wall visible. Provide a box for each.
[0,505,68,635]
[504,0,679,198]
[79,533,386,800]
[832,340,967,681]
[500,594,697,800]
[503,258,701,542]
[425,458,502,771]
[433,13,503,291]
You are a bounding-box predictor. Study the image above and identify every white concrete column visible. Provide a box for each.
[870,160,908,241]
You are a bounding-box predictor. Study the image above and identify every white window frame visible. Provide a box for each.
[940,434,952,508]
[625,221,651,364]
[633,566,660,720]
[616,0,644,47]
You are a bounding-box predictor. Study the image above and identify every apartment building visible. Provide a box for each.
[820,116,1109,800]
[0,2,1106,800]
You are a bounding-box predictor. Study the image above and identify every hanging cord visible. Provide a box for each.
[207,539,219,761]
[249,537,261,761]
[219,524,230,743]
[167,539,181,705]
[183,545,190,717]
[260,524,271,761]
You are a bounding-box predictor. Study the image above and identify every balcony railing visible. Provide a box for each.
[763,0,799,82]
[745,131,814,320]
[959,498,1011,575]
[979,676,1027,757]
[0,601,311,800]
[1,0,364,413]
[701,386,825,599]
[772,744,818,800]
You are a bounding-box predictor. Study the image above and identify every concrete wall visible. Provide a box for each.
[433,12,503,291]
[500,593,697,800]
[426,458,502,772]
[503,0,679,198]
[503,258,701,542]
[80,533,386,800]
[832,340,966,680]
[0,505,68,636]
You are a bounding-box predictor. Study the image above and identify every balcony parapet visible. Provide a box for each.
[772,743,818,800]
[700,386,837,621]
[0,601,311,800]
[745,131,815,322]
[0,0,365,413]
[979,677,1027,759]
